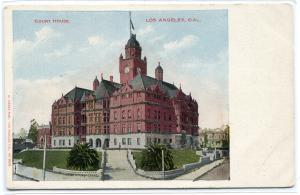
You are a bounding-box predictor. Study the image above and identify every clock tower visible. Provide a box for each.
[119,33,147,84]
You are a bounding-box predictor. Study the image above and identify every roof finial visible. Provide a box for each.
[179,83,182,90]
[158,61,160,66]
[101,73,103,80]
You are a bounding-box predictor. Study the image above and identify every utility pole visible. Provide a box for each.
[162,149,165,180]
[42,134,47,181]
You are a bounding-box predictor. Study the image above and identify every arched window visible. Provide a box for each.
[122,110,125,119]
[127,110,132,119]
[96,138,101,147]
[89,138,93,147]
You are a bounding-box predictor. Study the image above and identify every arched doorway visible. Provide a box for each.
[104,139,109,148]
[88,138,93,147]
[96,138,101,148]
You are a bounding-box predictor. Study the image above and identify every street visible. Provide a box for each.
[195,158,230,180]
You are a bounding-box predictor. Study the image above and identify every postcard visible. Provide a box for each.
[4,2,294,189]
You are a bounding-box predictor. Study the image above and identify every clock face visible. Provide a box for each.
[124,66,130,73]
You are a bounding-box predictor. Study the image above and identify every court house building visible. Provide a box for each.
[50,30,199,149]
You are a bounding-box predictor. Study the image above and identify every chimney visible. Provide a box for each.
[110,76,113,82]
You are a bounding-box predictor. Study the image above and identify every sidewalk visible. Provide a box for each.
[104,150,149,180]
[175,158,225,180]
[13,164,99,181]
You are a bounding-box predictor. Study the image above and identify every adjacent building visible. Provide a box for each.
[50,24,199,149]
[199,125,229,149]
[37,124,52,148]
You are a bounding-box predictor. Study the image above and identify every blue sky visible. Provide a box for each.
[12,10,228,134]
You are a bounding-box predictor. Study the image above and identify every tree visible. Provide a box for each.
[17,128,27,140]
[140,143,174,171]
[27,119,38,144]
[67,143,100,171]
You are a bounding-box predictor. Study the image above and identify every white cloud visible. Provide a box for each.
[35,26,61,42]
[14,39,34,53]
[163,35,198,50]
[88,35,104,46]
[44,45,72,58]
[137,25,154,36]
[13,26,62,61]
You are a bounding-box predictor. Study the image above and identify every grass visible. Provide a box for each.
[14,150,102,171]
[132,149,200,170]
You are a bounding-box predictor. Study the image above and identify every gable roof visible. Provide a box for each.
[64,87,93,101]
[94,79,121,100]
[129,74,179,97]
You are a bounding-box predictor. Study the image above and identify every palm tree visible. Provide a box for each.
[140,143,174,171]
[67,143,100,171]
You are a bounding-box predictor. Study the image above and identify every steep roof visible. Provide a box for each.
[94,79,121,100]
[129,74,179,97]
[64,87,93,101]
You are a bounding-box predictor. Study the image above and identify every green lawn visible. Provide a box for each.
[14,150,102,171]
[133,149,199,170]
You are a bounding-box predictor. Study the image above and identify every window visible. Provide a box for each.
[122,124,126,133]
[154,111,157,119]
[114,138,117,145]
[137,138,140,145]
[169,139,172,143]
[127,124,132,133]
[137,123,141,131]
[128,138,131,145]
[137,109,141,119]
[114,111,117,120]
[147,109,150,118]
[122,138,126,145]
[69,139,71,146]
[122,110,125,119]
[63,117,65,124]
[104,112,109,122]
[104,125,109,134]
[54,140,56,146]
[63,140,65,146]
[158,111,160,120]
[128,110,132,119]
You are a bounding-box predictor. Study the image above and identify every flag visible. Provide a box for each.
[130,18,135,30]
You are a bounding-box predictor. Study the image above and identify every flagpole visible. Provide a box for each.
[129,11,131,36]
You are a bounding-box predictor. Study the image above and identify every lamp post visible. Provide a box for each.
[42,134,47,181]
[162,149,165,180]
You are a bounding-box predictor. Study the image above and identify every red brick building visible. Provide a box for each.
[37,124,52,148]
[50,31,199,149]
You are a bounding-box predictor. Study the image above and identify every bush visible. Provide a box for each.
[67,143,100,171]
[140,144,174,171]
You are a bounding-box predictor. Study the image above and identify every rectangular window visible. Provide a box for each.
[122,124,126,133]
[137,138,140,145]
[114,138,117,145]
[54,140,56,146]
[63,140,65,146]
[127,124,132,133]
[137,123,141,131]
[122,138,126,145]
[128,138,131,145]
[69,139,71,146]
